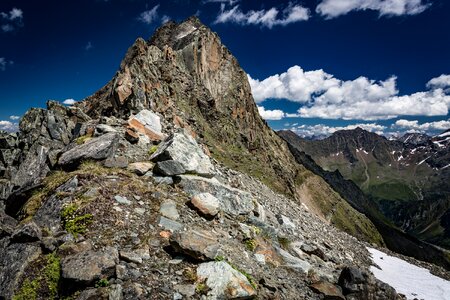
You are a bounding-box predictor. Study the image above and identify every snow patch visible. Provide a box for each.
[363,150,369,154]
[433,141,445,148]
[442,164,450,170]
[368,247,450,300]
[437,131,450,138]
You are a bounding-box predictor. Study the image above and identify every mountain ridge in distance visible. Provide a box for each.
[279,127,450,252]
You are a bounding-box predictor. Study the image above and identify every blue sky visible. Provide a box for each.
[0,0,449,137]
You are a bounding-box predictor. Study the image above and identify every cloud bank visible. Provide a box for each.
[249,67,450,120]
[289,123,387,138]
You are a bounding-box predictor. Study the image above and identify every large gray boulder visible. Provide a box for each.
[12,144,49,189]
[59,133,118,166]
[61,247,118,288]
[170,229,219,261]
[0,242,42,299]
[0,210,17,238]
[196,261,257,299]
[151,130,214,177]
[177,175,254,216]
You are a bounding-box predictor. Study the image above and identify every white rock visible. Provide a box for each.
[196,261,256,299]
[191,193,220,217]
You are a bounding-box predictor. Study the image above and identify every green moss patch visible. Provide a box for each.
[13,253,61,300]
[61,204,93,237]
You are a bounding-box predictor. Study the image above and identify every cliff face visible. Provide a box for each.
[77,17,382,244]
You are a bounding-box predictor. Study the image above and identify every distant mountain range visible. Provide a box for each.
[279,128,450,249]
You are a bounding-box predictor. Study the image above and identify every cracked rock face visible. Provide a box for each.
[151,130,214,177]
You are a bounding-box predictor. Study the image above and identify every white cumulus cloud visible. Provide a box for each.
[1,7,23,32]
[0,120,19,132]
[316,0,430,18]
[203,0,240,5]
[249,68,450,120]
[427,74,450,89]
[248,66,341,103]
[63,99,77,105]
[393,119,450,132]
[215,3,310,28]
[1,7,23,21]
[9,115,20,120]
[257,106,286,120]
[138,5,160,24]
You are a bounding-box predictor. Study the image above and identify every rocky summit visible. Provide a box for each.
[0,17,448,299]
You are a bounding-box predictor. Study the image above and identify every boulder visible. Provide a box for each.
[0,243,42,299]
[34,176,78,234]
[124,128,139,144]
[157,216,183,233]
[177,175,254,216]
[11,221,42,243]
[94,124,117,136]
[190,193,220,217]
[104,156,129,169]
[12,144,50,189]
[128,162,153,175]
[276,247,311,274]
[170,229,219,261]
[301,243,326,261]
[0,210,18,238]
[0,131,17,148]
[276,214,296,231]
[196,261,257,299]
[128,110,164,141]
[119,250,143,264]
[159,199,179,220]
[58,133,118,166]
[153,160,186,176]
[338,267,366,295]
[47,109,71,144]
[61,247,118,287]
[114,195,131,205]
[150,130,214,177]
[310,281,345,300]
